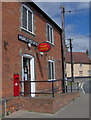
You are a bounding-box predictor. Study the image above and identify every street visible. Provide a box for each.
[76,78,91,94]
[82,80,91,94]
[67,78,91,94]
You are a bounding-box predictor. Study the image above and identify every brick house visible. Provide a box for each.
[2,2,64,99]
[65,52,91,79]
[1,2,81,115]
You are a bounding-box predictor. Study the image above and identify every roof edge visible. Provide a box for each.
[26,1,62,32]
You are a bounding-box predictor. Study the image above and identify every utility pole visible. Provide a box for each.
[68,38,74,82]
[61,5,66,93]
[61,5,65,45]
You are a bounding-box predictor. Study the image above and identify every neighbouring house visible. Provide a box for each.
[1,1,80,115]
[65,52,91,79]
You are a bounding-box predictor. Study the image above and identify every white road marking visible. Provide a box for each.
[81,82,85,94]
[76,82,81,89]
[78,83,81,87]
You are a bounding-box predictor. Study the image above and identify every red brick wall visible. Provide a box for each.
[2,2,63,98]
[0,2,2,98]
[5,92,80,114]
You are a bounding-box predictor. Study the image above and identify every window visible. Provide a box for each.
[46,24,54,44]
[48,60,55,80]
[88,70,91,75]
[21,4,34,34]
[80,64,83,67]
[79,71,83,76]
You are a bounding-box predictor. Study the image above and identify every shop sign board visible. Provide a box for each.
[38,42,51,52]
[18,34,38,47]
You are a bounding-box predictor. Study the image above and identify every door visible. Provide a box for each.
[21,54,35,97]
[23,58,31,96]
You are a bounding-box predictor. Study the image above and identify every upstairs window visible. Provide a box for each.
[80,64,83,67]
[88,70,91,75]
[21,4,34,34]
[48,60,55,80]
[79,71,83,76]
[46,24,54,45]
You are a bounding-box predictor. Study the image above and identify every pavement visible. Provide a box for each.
[5,93,89,118]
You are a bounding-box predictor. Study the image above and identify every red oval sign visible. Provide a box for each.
[38,42,51,52]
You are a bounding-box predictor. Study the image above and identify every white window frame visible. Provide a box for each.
[48,60,55,81]
[21,4,34,35]
[46,23,54,45]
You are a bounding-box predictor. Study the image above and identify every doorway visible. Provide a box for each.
[22,54,35,97]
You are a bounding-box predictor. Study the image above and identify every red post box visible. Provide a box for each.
[14,74,20,97]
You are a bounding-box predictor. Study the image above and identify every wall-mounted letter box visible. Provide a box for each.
[14,74,20,97]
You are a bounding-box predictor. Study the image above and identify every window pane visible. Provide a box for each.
[79,71,83,76]
[22,7,27,29]
[51,62,54,79]
[48,61,55,80]
[88,70,91,75]
[47,25,54,44]
[28,11,32,32]
[48,62,51,79]
[50,27,53,43]
[47,25,50,42]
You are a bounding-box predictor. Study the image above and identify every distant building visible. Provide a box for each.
[65,52,91,79]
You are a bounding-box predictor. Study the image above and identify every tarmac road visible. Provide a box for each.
[82,80,91,94]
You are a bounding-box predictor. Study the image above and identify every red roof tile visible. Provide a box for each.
[65,52,91,64]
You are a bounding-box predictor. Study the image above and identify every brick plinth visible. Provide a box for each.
[5,92,80,114]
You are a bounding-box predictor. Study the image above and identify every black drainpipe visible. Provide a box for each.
[60,32,65,93]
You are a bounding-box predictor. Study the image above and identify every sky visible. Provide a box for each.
[32,1,90,55]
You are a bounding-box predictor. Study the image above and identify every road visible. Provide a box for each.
[78,79,91,94]
[67,78,91,94]
[82,80,91,94]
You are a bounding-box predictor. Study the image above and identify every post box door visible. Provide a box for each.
[14,74,20,97]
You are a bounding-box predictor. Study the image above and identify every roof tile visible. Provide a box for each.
[65,52,91,64]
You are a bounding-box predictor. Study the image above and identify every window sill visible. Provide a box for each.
[48,79,56,82]
[21,27,35,36]
[46,41,54,46]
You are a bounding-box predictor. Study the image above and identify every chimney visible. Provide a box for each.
[86,49,88,55]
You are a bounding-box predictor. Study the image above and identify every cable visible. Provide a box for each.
[65,35,90,41]
[72,35,90,40]
[65,8,89,13]
[73,41,88,51]
[66,35,89,52]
